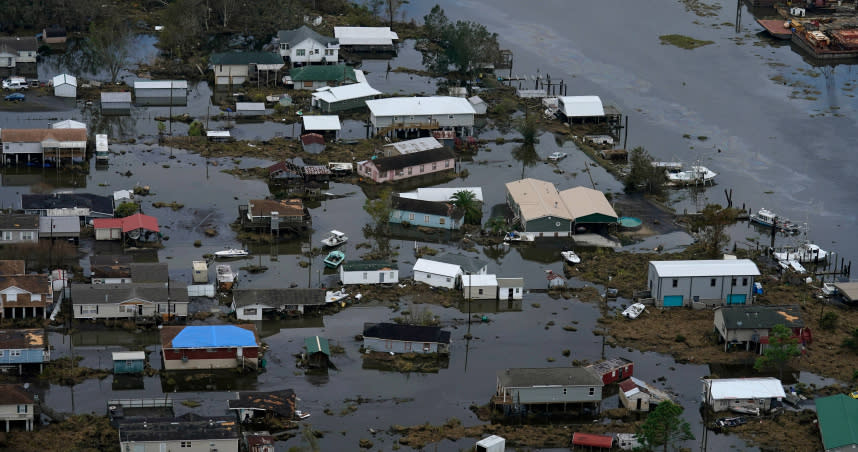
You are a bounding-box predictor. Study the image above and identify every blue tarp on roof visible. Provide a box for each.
[172,325,256,348]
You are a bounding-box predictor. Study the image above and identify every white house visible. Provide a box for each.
[340,261,399,285]
[311,82,381,113]
[497,277,524,300]
[0,37,37,68]
[0,384,34,432]
[334,26,398,52]
[399,187,484,203]
[647,259,761,307]
[366,96,476,136]
[413,258,462,289]
[702,377,785,413]
[557,96,604,122]
[52,74,77,98]
[231,288,325,320]
[463,274,498,300]
[277,25,339,66]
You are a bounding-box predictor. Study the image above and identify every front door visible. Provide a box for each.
[137,304,143,315]
[663,295,683,307]
[727,294,747,305]
[508,288,514,300]
[379,272,385,283]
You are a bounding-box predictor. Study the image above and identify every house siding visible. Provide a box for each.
[316,96,372,113]
[370,112,474,130]
[357,158,455,183]
[113,359,145,374]
[463,284,498,300]
[0,348,46,365]
[162,346,258,370]
[340,268,399,285]
[363,337,448,354]
[214,64,249,85]
[389,209,457,230]
[0,402,34,430]
[499,384,602,405]
[119,439,238,452]
[413,270,458,289]
[73,301,188,320]
[281,37,338,65]
[0,228,38,243]
[524,216,573,236]
[648,264,756,307]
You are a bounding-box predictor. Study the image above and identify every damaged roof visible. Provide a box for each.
[363,323,451,344]
[228,389,296,418]
[717,305,803,330]
[118,413,238,442]
[0,329,45,349]
[232,288,326,308]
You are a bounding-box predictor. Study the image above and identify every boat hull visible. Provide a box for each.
[757,19,792,40]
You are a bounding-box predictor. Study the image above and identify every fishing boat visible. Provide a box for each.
[216,264,237,291]
[547,151,567,162]
[749,208,803,234]
[323,250,345,268]
[321,230,348,247]
[325,289,349,303]
[295,410,311,420]
[666,165,717,186]
[773,242,828,264]
[778,259,806,274]
[757,19,793,40]
[622,303,646,319]
[214,248,249,258]
[561,250,581,264]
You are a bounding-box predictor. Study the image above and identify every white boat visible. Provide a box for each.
[504,231,535,243]
[730,406,760,416]
[295,410,311,420]
[667,165,717,185]
[778,259,806,274]
[622,303,646,319]
[822,283,837,297]
[216,264,237,291]
[547,151,567,161]
[214,248,249,258]
[773,242,828,264]
[750,208,802,234]
[561,250,581,264]
[325,289,349,304]
[321,230,348,247]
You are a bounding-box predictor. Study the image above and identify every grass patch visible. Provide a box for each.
[659,34,714,50]
[181,400,201,408]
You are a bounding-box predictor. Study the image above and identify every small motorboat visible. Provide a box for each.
[295,410,311,420]
[326,289,349,303]
[716,416,748,428]
[773,242,828,264]
[750,208,802,234]
[321,230,348,247]
[730,406,760,416]
[216,264,237,291]
[822,283,837,298]
[622,303,646,319]
[547,151,567,162]
[214,248,249,258]
[323,250,345,268]
[561,250,581,264]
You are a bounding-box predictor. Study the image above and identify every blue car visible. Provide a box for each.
[4,92,25,102]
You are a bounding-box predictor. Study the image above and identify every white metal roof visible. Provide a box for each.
[558,96,605,117]
[468,95,485,105]
[113,190,132,201]
[334,26,399,46]
[413,258,462,278]
[95,134,108,152]
[206,130,231,138]
[399,187,484,203]
[312,82,381,104]
[650,259,761,278]
[112,351,145,361]
[236,102,265,111]
[52,73,76,87]
[366,96,476,117]
[133,80,188,89]
[51,119,86,129]
[706,378,785,400]
[462,274,498,287]
[354,69,367,84]
[384,137,443,154]
[101,92,131,103]
[476,435,506,447]
[303,115,341,131]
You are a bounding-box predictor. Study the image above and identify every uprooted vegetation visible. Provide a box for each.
[0,414,117,452]
[40,356,111,386]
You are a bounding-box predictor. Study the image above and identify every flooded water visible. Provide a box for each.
[0,4,851,450]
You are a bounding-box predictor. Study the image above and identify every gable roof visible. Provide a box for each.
[434,252,487,274]
[558,186,617,222]
[0,37,37,52]
[52,74,76,87]
[232,288,325,308]
[497,367,602,388]
[0,384,34,405]
[277,25,338,48]
[505,178,573,222]
[121,213,159,233]
[462,274,498,287]
[101,92,132,103]
[705,377,785,400]
[40,216,80,235]
[118,413,238,443]
[304,336,331,356]
[0,329,45,349]
[302,115,341,131]
[384,137,443,155]
[228,389,296,418]
[816,394,858,450]
[0,214,39,231]
[51,119,86,130]
[129,263,169,283]
[22,193,114,215]
[133,80,187,90]
[248,199,304,218]
[650,259,761,278]
[342,260,397,271]
[312,82,381,104]
[413,258,462,278]
[716,305,804,330]
[391,195,461,218]
[369,147,455,172]
[161,324,258,349]
[0,260,25,275]
[210,51,283,66]
[558,96,604,117]
[1,128,87,143]
[399,187,484,203]
[0,274,50,293]
[366,96,476,117]
[290,64,356,83]
[334,26,398,46]
[363,322,451,344]
[70,282,189,305]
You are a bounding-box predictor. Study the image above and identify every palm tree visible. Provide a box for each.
[449,190,482,225]
[485,216,508,236]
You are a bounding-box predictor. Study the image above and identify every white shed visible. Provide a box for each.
[302,115,341,134]
[497,277,524,300]
[413,258,462,289]
[647,259,761,307]
[192,260,208,284]
[52,74,77,98]
[463,274,498,300]
[340,261,399,285]
[51,119,86,130]
[558,96,605,118]
[133,80,188,105]
[475,435,505,452]
[235,102,266,116]
[702,377,785,413]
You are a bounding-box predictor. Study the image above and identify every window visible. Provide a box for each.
[9,350,20,357]
[303,81,313,88]
[1,231,11,241]
[426,274,431,279]
[244,308,258,315]
[407,167,412,175]
[448,114,454,119]
[389,272,394,279]
[0,351,4,357]
[672,279,678,288]
[393,116,398,121]
[478,289,484,295]
[296,49,306,56]
[325,49,334,56]
[445,160,450,168]
[439,218,446,225]
[446,277,451,283]
[731,278,737,286]
[710,278,716,287]
[409,115,415,121]
[515,288,520,293]
[404,342,412,351]
[432,162,437,170]
[588,387,595,396]
[314,49,319,54]
[81,305,97,315]
[424,215,430,223]
[17,405,27,413]
[420,165,425,173]
[385,340,392,350]
[363,272,368,279]
[742,277,748,286]
[409,213,415,221]
[562,388,567,395]
[181,441,192,448]
[423,343,431,351]
[21,231,33,241]
[126,360,133,367]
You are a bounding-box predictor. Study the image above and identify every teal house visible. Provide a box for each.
[112,351,145,374]
[0,329,49,374]
[390,195,463,230]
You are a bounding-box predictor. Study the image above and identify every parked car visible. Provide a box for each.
[4,92,25,102]
[2,78,28,90]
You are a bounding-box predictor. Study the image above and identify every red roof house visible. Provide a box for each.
[93,214,159,241]
[571,432,613,449]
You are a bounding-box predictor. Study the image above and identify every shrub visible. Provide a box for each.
[188,120,205,137]
[821,311,839,330]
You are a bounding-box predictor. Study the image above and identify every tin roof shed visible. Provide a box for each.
[650,259,761,278]
[705,377,785,400]
[302,115,341,131]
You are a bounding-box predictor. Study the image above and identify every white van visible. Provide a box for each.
[2,78,28,90]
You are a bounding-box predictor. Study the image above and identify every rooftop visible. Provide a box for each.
[248,199,304,218]
[0,36,38,52]
[0,329,45,349]
[705,377,785,400]
[0,384,34,405]
[0,274,50,294]
[369,147,455,172]
[398,187,483,203]
[312,82,381,104]
[228,389,296,418]
[232,288,326,308]
[70,282,189,305]
[0,260,25,275]
[462,274,498,287]
[0,214,39,231]
[1,128,87,143]
[303,115,341,131]
[505,178,572,222]
[161,324,259,349]
[650,259,761,278]
[119,413,238,443]
[112,351,145,361]
[366,96,476,117]
[384,137,443,155]
[52,74,76,87]
[101,92,132,103]
[305,336,331,356]
[342,260,397,272]
[716,305,803,330]
[133,80,188,90]
[413,258,462,278]
[277,25,338,48]
[558,186,618,222]
[129,263,169,283]
[391,195,461,219]
[334,26,399,46]
[558,96,605,117]
[816,394,858,450]
[22,193,113,215]
[498,367,602,388]
[363,322,451,344]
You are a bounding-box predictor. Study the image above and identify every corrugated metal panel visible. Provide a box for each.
[651,259,760,277]
[188,284,215,297]
[366,96,476,117]
[413,258,461,277]
[707,377,785,400]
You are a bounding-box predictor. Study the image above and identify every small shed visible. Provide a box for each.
[101,92,132,115]
[475,435,505,452]
[496,277,524,300]
[192,260,208,284]
[133,80,188,105]
[93,218,123,241]
[304,336,332,369]
[206,130,232,142]
[52,74,77,98]
[112,351,145,374]
[619,377,671,412]
[468,95,487,115]
[300,133,325,154]
[302,115,341,139]
[236,102,266,117]
[463,274,498,300]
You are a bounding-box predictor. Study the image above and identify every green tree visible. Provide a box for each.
[842,328,858,352]
[755,324,801,379]
[485,217,508,236]
[450,190,482,226]
[689,204,733,258]
[114,202,139,218]
[512,143,539,180]
[188,121,205,137]
[82,16,133,83]
[363,189,393,258]
[420,5,501,76]
[636,401,694,452]
[624,147,666,196]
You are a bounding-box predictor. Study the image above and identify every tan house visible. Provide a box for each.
[0,384,34,432]
[619,377,672,412]
[0,274,53,319]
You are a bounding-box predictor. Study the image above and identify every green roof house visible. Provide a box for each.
[304,336,332,369]
[816,394,858,451]
[339,260,399,285]
[210,52,284,86]
[289,64,356,90]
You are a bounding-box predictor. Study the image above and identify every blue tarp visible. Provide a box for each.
[171,325,256,348]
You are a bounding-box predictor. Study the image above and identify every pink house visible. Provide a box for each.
[357,148,455,183]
